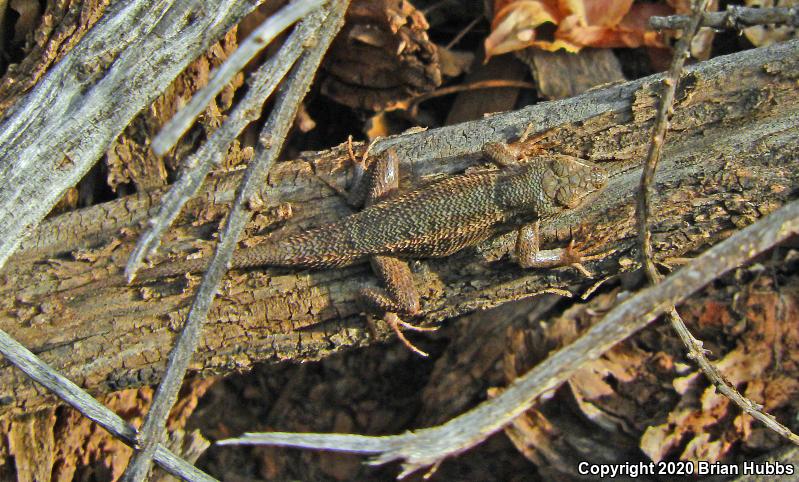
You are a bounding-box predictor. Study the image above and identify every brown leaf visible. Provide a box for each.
[486,0,671,57]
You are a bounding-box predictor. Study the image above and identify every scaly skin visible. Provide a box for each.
[122,144,608,356]
[136,152,607,281]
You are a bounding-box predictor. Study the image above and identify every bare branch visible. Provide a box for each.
[219,197,799,478]
[638,0,797,445]
[638,0,710,279]
[651,5,799,30]
[150,0,325,156]
[0,0,264,270]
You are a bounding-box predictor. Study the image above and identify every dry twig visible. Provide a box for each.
[121,2,349,480]
[0,330,217,481]
[637,0,799,446]
[0,0,262,269]
[126,0,327,280]
[650,5,799,31]
[150,0,324,155]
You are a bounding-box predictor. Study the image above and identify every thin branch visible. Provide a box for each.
[665,305,799,443]
[126,1,330,280]
[0,329,217,482]
[402,79,536,116]
[445,14,483,50]
[0,0,263,270]
[0,331,135,442]
[650,6,799,30]
[637,0,708,279]
[218,197,799,478]
[151,0,324,156]
[120,1,350,480]
[154,446,219,482]
[637,0,798,446]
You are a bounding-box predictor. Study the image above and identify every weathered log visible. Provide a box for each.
[0,40,797,415]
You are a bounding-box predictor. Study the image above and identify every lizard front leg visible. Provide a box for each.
[351,149,433,355]
[516,221,590,276]
[482,140,522,167]
[484,140,604,275]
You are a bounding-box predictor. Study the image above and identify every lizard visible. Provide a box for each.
[118,139,608,355]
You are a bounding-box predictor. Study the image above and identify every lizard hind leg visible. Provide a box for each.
[349,151,436,355]
[359,255,435,357]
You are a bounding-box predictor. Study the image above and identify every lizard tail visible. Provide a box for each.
[133,239,298,282]
[226,232,365,269]
[131,242,285,283]
[132,228,362,282]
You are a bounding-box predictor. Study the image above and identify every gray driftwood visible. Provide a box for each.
[0,0,262,269]
[0,40,797,415]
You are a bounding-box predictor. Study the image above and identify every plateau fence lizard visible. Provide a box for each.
[121,141,608,354]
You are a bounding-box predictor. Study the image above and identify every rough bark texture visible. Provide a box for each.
[1,40,797,416]
[0,380,213,481]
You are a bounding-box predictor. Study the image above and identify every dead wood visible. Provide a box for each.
[0,0,262,270]
[0,39,797,415]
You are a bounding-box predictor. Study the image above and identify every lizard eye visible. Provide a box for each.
[593,168,607,188]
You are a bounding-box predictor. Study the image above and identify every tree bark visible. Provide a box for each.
[1,40,797,415]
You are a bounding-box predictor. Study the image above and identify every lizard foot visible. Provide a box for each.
[563,240,593,278]
[564,241,620,278]
[384,312,437,357]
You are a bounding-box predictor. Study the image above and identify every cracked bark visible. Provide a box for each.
[0,40,797,415]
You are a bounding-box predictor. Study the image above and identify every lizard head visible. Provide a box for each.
[542,156,608,209]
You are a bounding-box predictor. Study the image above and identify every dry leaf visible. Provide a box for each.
[485,0,672,58]
[499,260,799,477]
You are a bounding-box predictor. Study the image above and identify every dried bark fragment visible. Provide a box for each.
[105,27,246,194]
[518,47,626,100]
[321,0,442,111]
[445,53,529,124]
[106,121,170,193]
[8,408,56,482]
